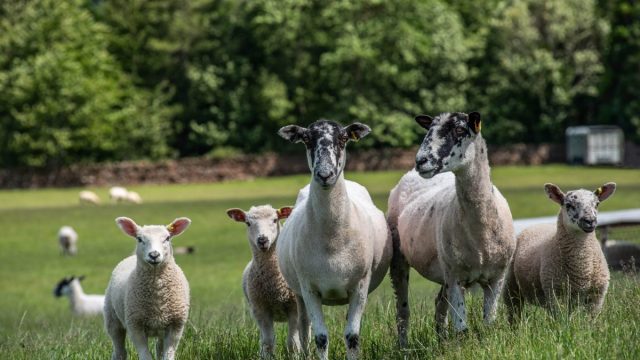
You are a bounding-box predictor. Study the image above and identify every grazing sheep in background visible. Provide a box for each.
[173,246,196,255]
[387,112,515,343]
[126,191,142,204]
[504,183,616,320]
[58,226,78,256]
[79,190,101,205]
[277,120,392,360]
[109,186,129,203]
[104,217,191,360]
[53,275,105,316]
[227,205,301,358]
[602,240,640,272]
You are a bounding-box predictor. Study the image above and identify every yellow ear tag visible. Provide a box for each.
[475,121,482,133]
[167,224,175,233]
[350,132,359,141]
[595,187,603,196]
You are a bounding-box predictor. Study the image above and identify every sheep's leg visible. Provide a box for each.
[434,284,449,338]
[129,328,153,360]
[296,294,311,355]
[587,283,609,318]
[104,307,127,360]
[156,335,164,360]
[286,307,302,354]
[482,274,505,325]
[447,276,467,333]
[161,324,185,360]
[389,226,410,347]
[344,273,371,360]
[300,287,329,360]
[257,316,276,358]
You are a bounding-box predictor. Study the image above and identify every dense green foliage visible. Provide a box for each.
[0,167,639,358]
[0,0,638,167]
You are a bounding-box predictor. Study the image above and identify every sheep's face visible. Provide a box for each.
[116,217,191,267]
[414,112,481,179]
[227,205,293,252]
[279,120,370,188]
[545,183,616,233]
[53,276,84,297]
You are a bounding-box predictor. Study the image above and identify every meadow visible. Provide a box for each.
[0,165,639,359]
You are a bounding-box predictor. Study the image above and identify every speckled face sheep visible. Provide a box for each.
[54,275,105,316]
[504,183,616,321]
[104,217,191,360]
[227,205,301,358]
[277,120,392,360]
[388,112,515,344]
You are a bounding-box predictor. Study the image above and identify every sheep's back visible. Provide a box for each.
[513,223,555,301]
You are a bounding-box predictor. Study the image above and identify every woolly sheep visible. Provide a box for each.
[54,275,105,316]
[79,190,101,205]
[388,112,515,342]
[58,226,78,256]
[126,191,142,204]
[227,205,300,358]
[104,217,191,360]
[277,120,392,360]
[504,183,616,320]
[109,187,129,203]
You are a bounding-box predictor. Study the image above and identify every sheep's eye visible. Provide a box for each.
[136,236,143,243]
[455,127,466,136]
[245,222,251,227]
[566,204,574,211]
[273,219,278,224]
[164,236,171,242]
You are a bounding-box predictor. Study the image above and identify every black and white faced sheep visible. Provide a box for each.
[104,217,191,360]
[227,205,302,358]
[504,183,616,321]
[54,275,104,316]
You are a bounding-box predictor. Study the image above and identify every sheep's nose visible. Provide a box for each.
[580,218,596,232]
[257,235,268,247]
[316,170,334,182]
[416,156,428,167]
[149,251,160,260]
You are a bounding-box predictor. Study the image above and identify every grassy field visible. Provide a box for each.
[0,165,639,359]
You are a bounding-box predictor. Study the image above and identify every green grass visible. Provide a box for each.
[0,165,639,359]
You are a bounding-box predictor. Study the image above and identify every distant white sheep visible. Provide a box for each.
[227,205,300,358]
[58,226,78,256]
[79,190,101,205]
[54,275,104,316]
[504,183,616,320]
[104,216,191,360]
[109,186,142,204]
[126,191,142,204]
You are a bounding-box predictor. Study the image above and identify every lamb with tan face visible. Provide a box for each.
[504,182,616,321]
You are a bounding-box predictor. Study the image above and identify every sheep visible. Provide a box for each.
[79,190,101,205]
[104,217,191,360]
[109,186,129,203]
[277,120,392,360]
[58,226,78,256]
[227,205,300,358]
[387,112,515,343]
[126,191,142,204]
[504,183,616,320]
[53,275,105,316]
[173,246,196,255]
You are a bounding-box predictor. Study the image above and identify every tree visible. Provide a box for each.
[0,0,174,168]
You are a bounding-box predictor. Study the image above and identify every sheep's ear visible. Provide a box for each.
[415,115,433,130]
[277,206,293,219]
[468,112,481,134]
[343,123,371,142]
[595,182,616,202]
[116,217,139,237]
[226,208,246,222]
[278,125,307,143]
[78,275,85,282]
[544,183,565,205]
[168,217,191,237]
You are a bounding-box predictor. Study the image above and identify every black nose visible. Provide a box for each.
[416,157,428,167]
[149,251,160,259]
[316,171,334,182]
[257,235,268,246]
[580,219,596,231]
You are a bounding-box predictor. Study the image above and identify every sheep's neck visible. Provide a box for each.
[556,213,596,283]
[308,172,350,249]
[69,282,85,312]
[454,137,498,225]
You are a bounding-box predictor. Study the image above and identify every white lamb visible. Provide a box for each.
[54,275,105,316]
[227,205,301,358]
[79,190,101,205]
[388,112,515,343]
[58,226,78,256]
[104,217,192,360]
[109,186,129,203]
[126,191,142,204]
[504,183,615,320]
[277,120,392,360]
